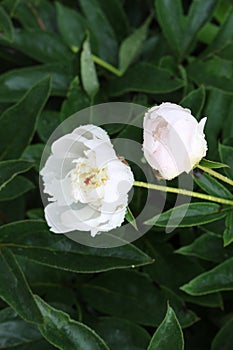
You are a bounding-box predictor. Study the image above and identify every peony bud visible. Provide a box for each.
[143,102,208,180]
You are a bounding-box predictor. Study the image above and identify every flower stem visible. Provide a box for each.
[71,46,122,77]
[92,54,122,77]
[197,165,233,187]
[133,181,233,206]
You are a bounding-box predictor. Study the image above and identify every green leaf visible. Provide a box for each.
[0,307,51,349]
[0,160,32,191]
[176,232,233,262]
[96,0,128,42]
[203,8,233,57]
[55,2,86,51]
[218,42,233,61]
[125,206,138,231]
[145,203,228,227]
[60,77,90,121]
[204,89,232,159]
[0,220,153,273]
[0,76,50,160]
[187,60,233,94]
[212,317,233,350]
[90,317,150,350]
[119,17,150,74]
[193,170,233,199]
[79,0,118,65]
[181,0,218,54]
[180,85,206,118]
[0,175,34,201]
[80,269,198,328]
[0,64,71,103]
[155,0,183,56]
[21,144,45,172]
[0,248,43,323]
[214,0,232,23]
[199,158,229,168]
[81,37,99,99]
[143,239,223,308]
[0,4,14,42]
[197,22,219,44]
[7,29,74,63]
[37,110,61,142]
[223,210,233,246]
[219,144,233,179]
[147,305,184,350]
[27,208,44,220]
[108,63,183,96]
[181,257,233,295]
[35,296,110,350]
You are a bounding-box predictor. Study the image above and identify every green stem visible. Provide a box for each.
[71,46,122,77]
[92,54,122,77]
[134,181,233,206]
[197,165,233,187]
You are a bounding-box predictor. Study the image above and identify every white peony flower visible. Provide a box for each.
[40,125,134,237]
[143,102,208,180]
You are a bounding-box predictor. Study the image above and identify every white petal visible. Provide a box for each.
[72,124,110,142]
[44,203,74,233]
[44,177,74,206]
[40,155,74,180]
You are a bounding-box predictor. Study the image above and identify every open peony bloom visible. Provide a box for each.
[40,125,134,237]
[143,102,208,180]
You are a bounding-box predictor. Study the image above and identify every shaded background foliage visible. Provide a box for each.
[0,0,233,349]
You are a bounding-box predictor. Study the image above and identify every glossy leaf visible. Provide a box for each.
[0,176,34,201]
[56,2,86,50]
[212,317,233,350]
[193,170,233,199]
[81,38,99,99]
[181,257,233,295]
[147,305,184,350]
[37,110,61,142]
[181,0,218,54]
[0,76,50,160]
[187,60,233,94]
[223,211,233,246]
[219,144,233,179]
[0,307,49,349]
[155,0,183,56]
[180,85,206,118]
[145,203,228,227]
[35,296,110,350]
[0,5,14,42]
[0,160,32,191]
[143,239,223,308]
[79,0,118,65]
[199,158,229,168]
[8,29,74,63]
[125,206,138,231]
[91,317,150,350]
[108,63,183,96]
[60,77,90,121]
[96,0,128,41]
[0,64,71,103]
[0,248,43,323]
[119,17,150,73]
[21,144,45,172]
[0,220,153,273]
[80,269,198,328]
[176,232,233,262]
[204,8,233,57]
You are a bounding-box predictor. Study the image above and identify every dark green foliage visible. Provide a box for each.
[0,0,232,349]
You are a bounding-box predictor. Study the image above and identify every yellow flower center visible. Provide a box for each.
[70,160,109,201]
